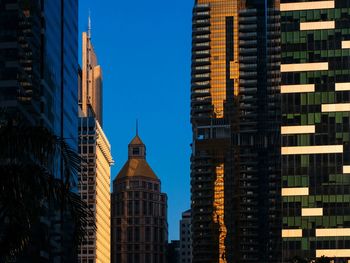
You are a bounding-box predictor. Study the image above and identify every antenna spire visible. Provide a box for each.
[136,119,139,136]
[88,10,92,39]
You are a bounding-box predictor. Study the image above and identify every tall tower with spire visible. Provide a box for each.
[78,15,113,263]
[80,15,103,125]
[111,133,168,263]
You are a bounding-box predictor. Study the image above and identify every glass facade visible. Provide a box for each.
[225,2,281,263]
[0,0,78,149]
[62,0,79,148]
[281,0,350,261]
[0,0,78,261]
[191,1,236,261]
[191,1,280,263]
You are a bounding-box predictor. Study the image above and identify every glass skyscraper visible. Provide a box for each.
[281,0,350,261]
[0,0,78,261]
[0,0,78,148]
[191,1,280,262]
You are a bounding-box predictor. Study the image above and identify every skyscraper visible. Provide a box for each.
[166,240,180,263]
[80,17,103,125]
[0,0,78,148]
[0,1,78,261]
[179,209,192,263]
[78,25,113,263]
[111,134,168,263]
[191,1,280,262]
[281,1,350,261]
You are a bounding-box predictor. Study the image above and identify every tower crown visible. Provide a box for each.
[128,135,146,159]
[116,134,157,180]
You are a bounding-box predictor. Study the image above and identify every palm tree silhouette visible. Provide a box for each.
[0,120,94,261]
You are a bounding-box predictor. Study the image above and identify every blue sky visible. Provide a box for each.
[78,0,193,240]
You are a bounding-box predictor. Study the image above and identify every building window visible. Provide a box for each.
[133,147,140,155]
[143,201,147,215]
[127,254,133,263]
[145,227,150,242]
[116,227,121,242]
[128,201,133,216]
[148,202,153,216]
[127,227,133,242]
[134,200,140,215]
[128,191,133,199]
[135,226,140,242]
[153,227,158,242]
[130,180,139,188]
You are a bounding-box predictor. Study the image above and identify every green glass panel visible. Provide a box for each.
[301,238,308,250]
[315,113,321,123]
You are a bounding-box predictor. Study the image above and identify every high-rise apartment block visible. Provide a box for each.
[192,0,350,262]
[78,25,113,263]
[111,135,168,263]
[0,1,78,261]
[180,209,192,263]
[281,0,350,261]
[191,1,280,262]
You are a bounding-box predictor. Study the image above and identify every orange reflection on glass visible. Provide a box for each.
[198,0,239,118]
[213,164,227,263]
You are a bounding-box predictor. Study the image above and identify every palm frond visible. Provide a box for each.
[0,122,95,260]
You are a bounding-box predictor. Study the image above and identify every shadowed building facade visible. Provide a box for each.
[179,209,192,263]
[78,24,113,263]
[0,0,78,261]
[281,0,350,261]
[191,0,281,262]
[0,0,78,148]
[111,135,168,263]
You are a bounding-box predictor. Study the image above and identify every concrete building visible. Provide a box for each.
[111,134,168,263]
[78,21,113,263]
[179,209,192,263]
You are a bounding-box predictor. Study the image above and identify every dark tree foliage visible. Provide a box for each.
[0,121,94,261]
[314,256,331,263]
[289,256,308,263]
[289,256,332,263]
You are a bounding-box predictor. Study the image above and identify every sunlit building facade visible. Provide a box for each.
[78,26,113,263]
[80,21,103,125]
[191,0,280,262]
[281,0,350,261]
[111,135,168,263]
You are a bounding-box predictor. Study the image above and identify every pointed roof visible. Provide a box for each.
[116,158,158,180]
[129,135,144,145]
[116,134,158,180]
